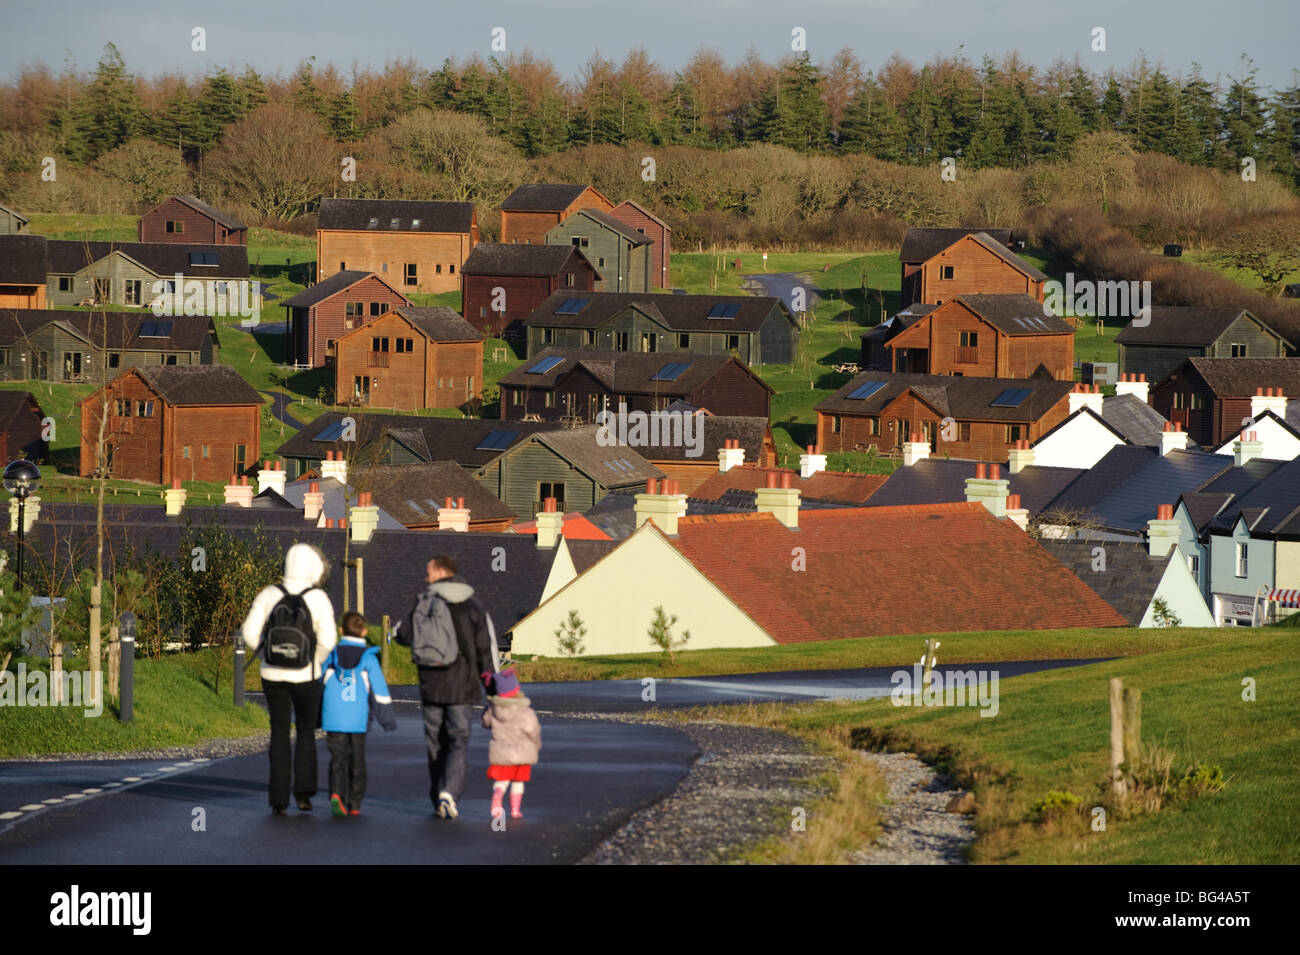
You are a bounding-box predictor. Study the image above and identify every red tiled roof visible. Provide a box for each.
[670,503,1127,642]
[510,512,611,540]
[691,465,887,504]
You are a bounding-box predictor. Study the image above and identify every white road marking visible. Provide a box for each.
[0,811,22,820]
[81,788,102,794]
[19,804,44,811]
[102,782,122,788]
[42,798,63,804]
[122,777,142,782]
[63,793,85,800]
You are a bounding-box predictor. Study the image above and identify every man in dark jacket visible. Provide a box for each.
[395,554,494,819]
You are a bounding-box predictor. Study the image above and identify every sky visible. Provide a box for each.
[1,0,1296,91]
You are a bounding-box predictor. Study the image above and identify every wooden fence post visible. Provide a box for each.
[1122,687,1142,768]
[107,625,120,700]
[381,613,391,679]
[1109,677,1126,799]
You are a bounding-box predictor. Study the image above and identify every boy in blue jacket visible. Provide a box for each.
[321,611,397,816]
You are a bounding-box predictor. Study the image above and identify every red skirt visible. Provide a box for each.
[487,764,532,782]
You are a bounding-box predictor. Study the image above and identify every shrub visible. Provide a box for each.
[1029,789,1083,821]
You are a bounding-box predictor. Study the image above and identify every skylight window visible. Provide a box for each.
[312,421,347,442]
[990,387,1032,407]
[652,361,691,381]
[846,380,887,400]
[707,303,741,319]
[475,429,520,451]
[406,499,426,515]
[367,217,379,228]
[526,356,565,374]
[554,298,590,315]
[139,320,173,337]
[188,251,218,267]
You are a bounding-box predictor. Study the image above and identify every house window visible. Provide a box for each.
[583,330,595,346]
[93,278,110,302]
[512,389,523,406]
[726,334,740,351]
[542,328,554,345]
[480,306,488,318]
[598,257,606,268]
[436,264,443,274]
[640,333,656,353]
[233,444,247,475]
[830,415,842,434]
[135,400,155,417]
[1005,423,1025,443]
[960,422,972,441]
[166,221,184,233]
[346,302,363,318]
[370,302,388,317]
[960,331,978,348]
[449,264,455,274]
[468,375,474,394]
[182,446,190,459]
[124,280,143,305]
[340,262,347,271]
[438,376,444,389]
[381,263,387,273]
[566,272,576,288]
[866,416,879,436]
[615,332,630,351]
[164,355,178,365]
[544,392,555,408]
[404,263,418,286]
[1236,542,1248,578]
[0,348,8,365]
[371,337,389,352]
[539,482,565,510]
[571,237,589,248]
[1230,343,1246,358]
[941,265,954,280]
[353,376,370,397]
[58,276,73,292]
[202,445,210,458]
[1188,554,1199,580]
[678,333,690,349]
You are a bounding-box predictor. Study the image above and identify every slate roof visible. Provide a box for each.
[525,290,788,333]
[1040,540,1175,626]
[1114,307,1291,348]
[899,228,1013,263]
[350,462,515,525]
[389,306,482,342]
[637,416,769,463]
[460,243,598,279]
[557,208,651,245]
[498,348,774,397]
[501,184,599,212]
[863,459,1085,513]
[522,426,663,487]
[816,370,1073,421]
[951,295,1074,335]
[131,365,264,406]
[1178,492,1236,531]
[691,465,887,505]
[272,478,406,530]
[580,489,752,540]
[0,234,50,284]
[669,503,1127,641]
[274,412,561,468]
[317,198,475,234]
[1081,449,1234,533]
[0,310,205,353]
[1180,357,1300,396]
[566,538,620,572]
[0,390,41,430]
[168,195,248,232]
[1042,445,1158,517]
[1205,455,1300,537]
[280,270,404,308]
[44,239,250,277]
[1100,394,1174,447]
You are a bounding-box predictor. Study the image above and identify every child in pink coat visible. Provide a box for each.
[480,669,541,819]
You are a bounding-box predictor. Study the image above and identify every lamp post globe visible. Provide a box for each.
[4,459,41,590]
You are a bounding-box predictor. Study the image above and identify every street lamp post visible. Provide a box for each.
[3,459,41,590]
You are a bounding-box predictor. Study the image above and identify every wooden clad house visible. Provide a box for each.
[42,238,251,309]
[138,195,248,245]
[816,371,1075,462]
[334,306,483,410]
[499,184,613,245]
[0,310,217,384]
[473,425,662,517]
[0,390,48,463]
[0,233,48,309]
[609,200,671,288]
[898,228,1043,308]
[316,198,478,295]
[351,462,517,531]
[0,202,30,235]
[1151,357,1300,447]
[79,365,262,484]
[524,291,798,365]
[545,209,651,292]
[460,243,598,336]
[281,270,411,367]
[1116,307,1292,384]
[884,294,1075,380]
[498,347,774,423]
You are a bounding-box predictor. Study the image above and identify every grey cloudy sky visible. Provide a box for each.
[1,0,1296,90]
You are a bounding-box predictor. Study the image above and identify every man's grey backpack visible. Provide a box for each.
[404,589,460,667]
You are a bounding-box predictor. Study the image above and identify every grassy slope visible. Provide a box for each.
[715,629,1299,864]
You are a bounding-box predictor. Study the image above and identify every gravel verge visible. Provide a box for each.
[0,731,282,764]
[847,751,975,865]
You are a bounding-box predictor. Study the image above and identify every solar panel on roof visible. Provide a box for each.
[652,361,691,381]
[846,380,887,400]
[406,499,426,516]
[707,303,741,319]
[313,421,347,442]
[990,387,1032,407]
[475,429,520,451]
[526,356,565,374]
[554,298,590,315]
[188,251,218,267]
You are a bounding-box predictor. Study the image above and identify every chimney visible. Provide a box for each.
[351,490,380,542]
[8,495,40,534]
[799,444,827,479]
[902,431,930,467]
[164,477,187,516]
[320,449,348,485]
[438,494,471,533]
[718,438,745,473]
[635,478,687,535]
[1147,503,1181,557]
[1115,373,1150,404]
[1007,438,1035,474]
[965,462,1011,517]
[535,496,564,549]
[303,480,325,521]
[1004,493,1029,532]
[754,470,801,529]
[1068,383,1104,416]
[1234,430,1264,468]
[1250,386,1288,420]
[224,474,253,508]
[1159,421,1187,456]
[257,459,287,497]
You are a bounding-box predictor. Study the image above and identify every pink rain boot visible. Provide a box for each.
[509,790,523,819]
[490,786,505,818]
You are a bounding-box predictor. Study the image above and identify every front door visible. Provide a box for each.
[63,351,83,381]
[894,418,909,448]
[31,350,48,380]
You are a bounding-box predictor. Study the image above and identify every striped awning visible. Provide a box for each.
[1268,589,1300,607]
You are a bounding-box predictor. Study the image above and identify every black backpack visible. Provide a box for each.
[259,585,317,669]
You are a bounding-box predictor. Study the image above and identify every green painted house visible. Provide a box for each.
[545,210,651,293]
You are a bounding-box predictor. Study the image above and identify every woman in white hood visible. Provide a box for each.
[241,543,339,815]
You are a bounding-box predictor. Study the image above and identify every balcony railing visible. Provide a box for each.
[367,351,389,368]
[956,346,979,364]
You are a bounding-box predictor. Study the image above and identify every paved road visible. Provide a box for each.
[260,390,304,429]
[0,659,1104,863]
[745,271,824,312]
